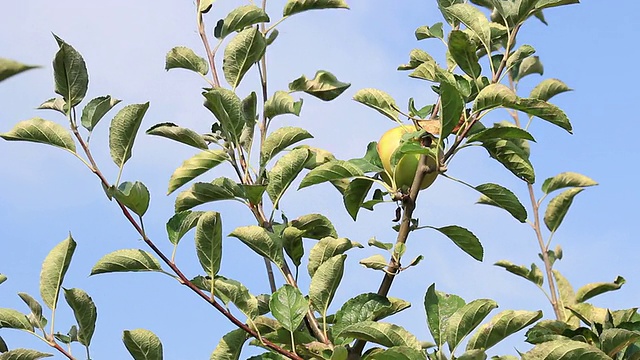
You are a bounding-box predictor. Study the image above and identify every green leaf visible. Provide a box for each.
[544,188,583,232]
[123,329,163,360]
[0,335,6,351]
[81,95,121,131]
[195,212,223,278]
[600,328,640,358]
[223,27,265,89]
[309,254,346,316]
[198,0,213,13]
[506,45,536,71]
[0,349,52,359]
[522,339,609,360]
[210,329,248,360]
[432,226,483,261]
[472,84,517,112]
[91,249,162,275]
[229,226,285,267]
[398,49,436,72]
[52,35,88,110]
[0,275,6,285]
[167,150,229,195]
[290,213,338,239]
[165,46,208,75]
[261,127,312,166]
[443,4,492,50]
[475,183,527,222]
[494,260,543,286]
[466,126,535,143]
[113,181,150,217]
[359,254,388,271]
[63,288,97,346]
[514,56,544,82]
[448,30,481,79]
[530,79,572,101]
[215,5,269,39]
[166,210,205,245]
[267,148,311,208]
[264,91,303,120]
[240,184,266,205]
[445,299,498,352]
[109,103,150,168]
[174,182,236,212]
[40,235,76,311]
[299,160,364,189]
[368,347,427,360]
[269,285,308,332]
[333,293,393,340]
[146,122,208,150]
[339,321,422,349]
[0,309,33,331]
[289,70,350,101]
[552,270,578,326]
[467,310,542,351]
[283,0,349,16]
[17,293,46,329]
[37,97,67,115]
[575,276,625,303]
[213,276,259,319]
[353,88,399,121]
[424,284,466,348]
[481,137,535,183]
[542,172,597,194]
[282,227,304,267]
[343,178,374,220]
[203,88,245,142]
[416,23,444,40]
[240,91,258,152]
[308,237,360,277]
[0,118,76,153]
[440,82,465,138]
[512,98,572,133]
[0,58,39,82]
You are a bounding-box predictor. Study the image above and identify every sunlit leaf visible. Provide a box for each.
[432,225,483,261]
[544,188,583,232]
[81,95,121,131]
[215,5,269,39]
[91,249,162,275]
[0,58,39,82]
[309,254,346,316]
[109,103,149,168]
[229,226,285,267]
[445,299,498,352]
[443,4,492,50]
[512,98,572,133]
[541,172,597,194]
[343,178,374,220]
[37,97,67,115]
[440,82,465,138]
[223,27,265,89]
[308,237,360,277]
[299,160,364,189]
[339,321,421,350]
[416,23,444,40]
[174,182,236,212]
[264,91,303,121]
[261,127,312,166]
[1,117,77,155]
[0,309,33,332]
[600,328,640,358]
[113,181,150,217]
[210,328,248,360]
[513,56,543,82]
[472,84,517,112]
[167,150,228,195]
[353,88,399,121]
[270,285,308,332]
[290,213,337,240]
[17,293,46,329]
[0,348,52,359]
[333,293,393,341]
[63,288,97,346]
[522,339,609,360]
[40,235,76,311]
[283,0,349,16]
[52,35,88,110]
[475,183,527,222]
[359,254,388,271]
[123,329,163,360]
[165,46,208,75]
[289,70,350,101]
[213,276,259,319]
[482,138,535,183]
[575,276,625,303]
[466,310,542,351]
[424,284,466,348]
[146,122,208,150]
[530,79,572,101]
[166,210,205,245]
[267,148,311,207]
[466,126,535,143]
[506,45,535,71]
[448,30,481,79]
[195,212,223,278]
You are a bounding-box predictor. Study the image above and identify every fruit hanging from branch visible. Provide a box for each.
[377,125,440,192]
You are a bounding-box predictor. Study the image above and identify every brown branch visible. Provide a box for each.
[50,341,76,360]
[195,0,220,87]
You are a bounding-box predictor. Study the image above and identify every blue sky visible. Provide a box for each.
[1,1,639,359]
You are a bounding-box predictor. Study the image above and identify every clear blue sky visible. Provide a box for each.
[1,1,638,359]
